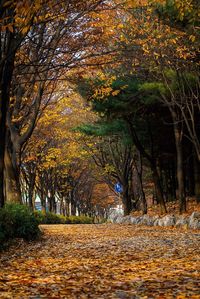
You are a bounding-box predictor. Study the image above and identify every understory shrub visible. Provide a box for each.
[34,211,94,224]
[34,211,66,224]
[0,203,40,250]
[65,215,94,224]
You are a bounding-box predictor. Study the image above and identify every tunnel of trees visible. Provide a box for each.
[0,0,199,217]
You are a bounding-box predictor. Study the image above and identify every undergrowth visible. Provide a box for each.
[0,203,40,250]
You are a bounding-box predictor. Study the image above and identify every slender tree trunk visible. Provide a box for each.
[65,198,70,216]
[170,161,177,201]
[0,128,5,207]
[40,191,46,214]
[53,197,56,213]
[134,151,147,214]
[186,154,194,196]
[194,153,200,204]
[28,174,36,211]
[173,119,186,213]
[138,174,147,214]
[71,191,76,216]
[60,197,64,215]
[151,164,167,214]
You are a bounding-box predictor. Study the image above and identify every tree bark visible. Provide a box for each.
[136,155,147,214]
[0,45,16,207]
[65,199,70,216]
[70,191,76,216]
[172,112,186,213]
[194,153,200,204]
[151,164,167,214]
[122,182,132,216]
[28,172,36,211]
[4,148,21,203]
[41,194,46,214]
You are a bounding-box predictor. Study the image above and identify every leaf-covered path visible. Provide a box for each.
[0,224,200,299]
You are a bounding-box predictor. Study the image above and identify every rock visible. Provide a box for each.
[175,216,189,227]
[153,217,160,226]
[121,215,132,224]
[129,217,138,225]
[158,218,165,226]
[189,219,200,229]
[141,214,154,226]
[114,215,124,223]
[112,212,200,229]
[108,209,123,222]
[190,211,200,220]
[135,216,143,224]
[161,215,176,227]
[189,212,200,229]
[155,215,176,227]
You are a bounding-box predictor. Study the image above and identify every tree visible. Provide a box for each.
[78,75,169,213]
[0,0,40,207]
[0,0,116,207]
[94,0,200,213]
[21,87,100,213]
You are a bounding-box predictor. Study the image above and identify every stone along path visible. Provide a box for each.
[0,224,200,298]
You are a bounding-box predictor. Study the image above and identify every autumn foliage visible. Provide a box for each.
[0,0,200,218]
[0,224,200,298]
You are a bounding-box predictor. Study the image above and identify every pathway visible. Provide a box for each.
[0,224,200,298]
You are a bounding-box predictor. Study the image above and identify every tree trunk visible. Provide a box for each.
[194,153,200,204]
[70,191,76,216]
[0,131,5,207]
[4,147,21,203]
[52,197,57,213]
[65,197,70,216]
[185,153,194,196]
[122,182,132,216]
[60,198,64,215]
[41,202,46,214]
[151,164,167,214]
[173,120,186,213]
[40,190,46,214]
[169,161,177,201]
[28,173,35,211]
[134,151,147,214]
[139,183,147,214]
[0,50,16,207]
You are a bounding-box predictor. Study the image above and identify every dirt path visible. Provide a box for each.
[0,224,200,298]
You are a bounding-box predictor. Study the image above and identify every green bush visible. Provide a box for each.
[0,203,40,249]
[34,211,94,224]
[66,215,94,224]
[34,211,66,224]
[34,210,46,224]
[45,212,66,224]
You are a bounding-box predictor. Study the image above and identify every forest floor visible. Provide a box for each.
[0,225,200,298]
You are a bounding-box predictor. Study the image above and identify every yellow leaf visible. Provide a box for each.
[189,35,196,42]
[7,24,13,32]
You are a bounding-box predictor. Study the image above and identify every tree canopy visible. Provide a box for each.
[0,0,200,217]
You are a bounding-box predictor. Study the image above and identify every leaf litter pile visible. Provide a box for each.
[0,224,200,298]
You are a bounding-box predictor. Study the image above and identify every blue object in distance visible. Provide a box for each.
[114,182,123,193]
